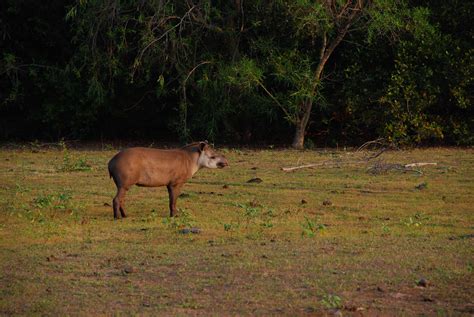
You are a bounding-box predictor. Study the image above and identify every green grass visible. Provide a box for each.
[0,146,473,315]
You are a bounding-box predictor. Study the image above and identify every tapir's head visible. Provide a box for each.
[197,141,229,169]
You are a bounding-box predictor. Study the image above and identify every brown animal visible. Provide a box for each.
[108,141,228,219]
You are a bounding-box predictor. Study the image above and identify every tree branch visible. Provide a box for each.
[255,79,293,120]
[132,5,198,78]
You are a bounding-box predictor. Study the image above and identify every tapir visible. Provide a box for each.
[108,141,228,219]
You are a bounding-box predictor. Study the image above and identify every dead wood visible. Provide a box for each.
[404,162,437,168]
[356,138,385,152]
[281,139,437,174]
[282,139,390,172]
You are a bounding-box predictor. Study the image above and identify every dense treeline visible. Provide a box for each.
[1,0,472,147]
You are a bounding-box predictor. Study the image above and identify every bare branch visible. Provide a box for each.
[255,79,293,120]
[123,91,154,112]
[132,5,198,78]
[356,138,385,151]
[337,0,352,19]
[182,60,213,104]
[180,60,213,137]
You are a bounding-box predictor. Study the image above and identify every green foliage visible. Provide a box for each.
[0,0,472,145]
[367,0,410,43]
[58,141,92,172]
[380,12,473,144]
[33,192,72,210]
[301,216,326,237]
[232,202,276,230]
[162,209,195,231]
[22,190,81,225]
[320,294,343,309]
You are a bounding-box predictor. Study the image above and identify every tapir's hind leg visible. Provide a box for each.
[119,190,128,218]
[113,188,128,219]
[167,183,184,217]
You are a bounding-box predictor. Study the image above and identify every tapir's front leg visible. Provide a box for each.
[167,183,184,217]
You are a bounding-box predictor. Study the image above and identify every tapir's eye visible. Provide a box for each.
[210,156,216,159]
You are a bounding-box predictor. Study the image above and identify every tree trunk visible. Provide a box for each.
[292,122,306,149]
[291,99,313,149]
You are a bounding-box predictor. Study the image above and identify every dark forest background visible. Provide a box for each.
[1,0,472,147]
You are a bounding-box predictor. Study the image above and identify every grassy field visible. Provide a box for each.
[0,144,473,315]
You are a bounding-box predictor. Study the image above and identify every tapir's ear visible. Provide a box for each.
[199,141,207,152]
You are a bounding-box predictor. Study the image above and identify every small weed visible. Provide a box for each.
[404,217,421,227]
[102,143,115,151]
[62,153,92,172]
[59,141,92,172]
[320,294,342,309]
[381,223,391,234]
[235,202,260,223]
[301,216,326,237]
[223,222,240,231]
[467,263,473,273]
[162,209,195,230]
[259,207,276,229]
[33,194,54,209]
[147,209,160,221]
[403,213,429,227]
[180,299,200,309]
[264,208,276,217]
[24,191,81,224]
[15,183,30,193]
[24,209,47,224]
[33,191,72,210]
[244,206,259,218]
[234,202,277,231]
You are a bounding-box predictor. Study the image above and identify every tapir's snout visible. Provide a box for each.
[217,158,229,168]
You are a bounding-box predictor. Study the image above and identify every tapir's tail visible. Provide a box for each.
[107,158,114,179]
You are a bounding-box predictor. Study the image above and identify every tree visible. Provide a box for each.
[287,0,369,149]
[0,1,471,145]
[238,0,431,148]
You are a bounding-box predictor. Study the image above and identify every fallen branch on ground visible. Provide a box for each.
[404,162,437,168]
[281,161,345,172]
[282,160,438,173]
[281,139,437,173]
[281,146,389,172]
